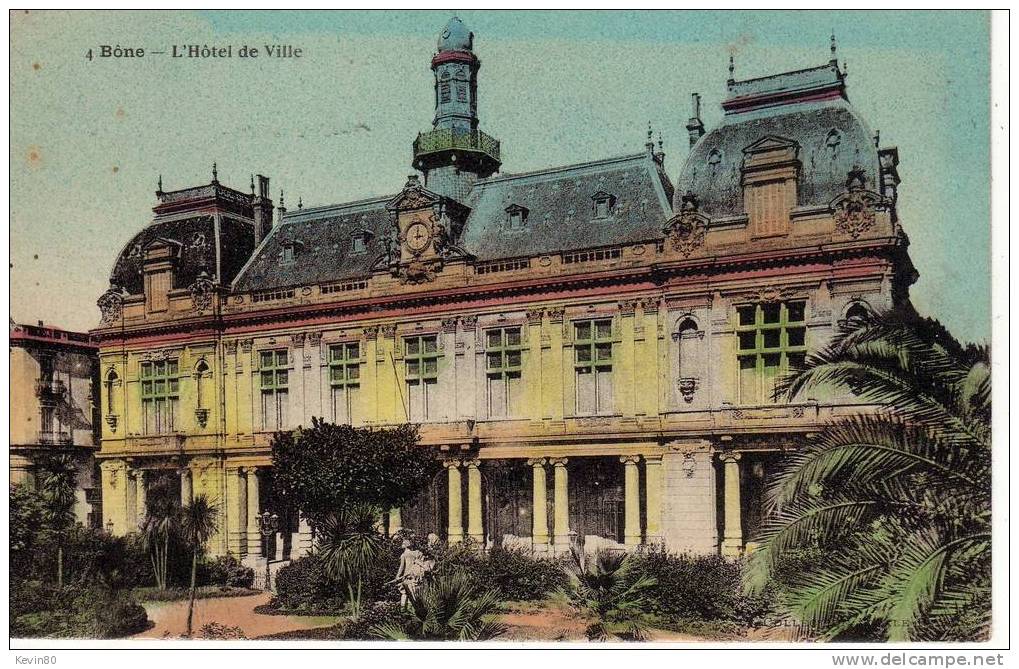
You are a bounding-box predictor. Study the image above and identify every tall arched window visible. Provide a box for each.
[104,368,119,415]
[194,360,210,409]
[845,302,870,323]
[676,317,702,403]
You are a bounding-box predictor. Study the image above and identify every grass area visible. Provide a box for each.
[133,586,261,602]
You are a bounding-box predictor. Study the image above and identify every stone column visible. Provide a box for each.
[226,467,246,556]
[621,455,642,547]
[528,458,549,550]
[180,468,193,505]
[10,454,35,487]
[125,470,138,530]
[720,452,744,557]
[644,455,664,545]
[135,470,147,527]
[388,508,403,536]
[445,459,463,544]
[296,514,314,557]
[465,459,484,545]
[246,468,262,557]
[550,458,570,553]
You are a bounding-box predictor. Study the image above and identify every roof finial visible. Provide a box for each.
[297,196,303,210]
[212,162,218,183]
[843,60,848,77]
[830,30,838,63]
[279,189,285,209]
[157,174,163,193]
[250,174,255,195]
[728,53,735,83]
[645,121,655,154]
[657,131,664,153]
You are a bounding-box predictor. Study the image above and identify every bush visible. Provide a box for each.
[273,555,346,612]
[10,583,148,639]
[430,540,567,601]
[340,601,412,640]
[198,555,255,588]
[627,545,776,628]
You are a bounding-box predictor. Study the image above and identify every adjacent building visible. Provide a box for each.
[10,320,102,526]
[91,18,915,561]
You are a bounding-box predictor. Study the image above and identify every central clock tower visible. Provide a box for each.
[381,175,470,284]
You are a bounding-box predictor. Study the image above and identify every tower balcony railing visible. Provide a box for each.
[38,430,74,446]
[413,128,500,163]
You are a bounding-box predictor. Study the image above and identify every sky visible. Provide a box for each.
[9,10,991,343]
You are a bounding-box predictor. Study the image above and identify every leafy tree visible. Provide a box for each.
[372,569,505,641]
[10,484,45,574]
[179,495,219,638]
[562,547,657,641]
[270,419,440,525]
[746,306,991,641]
[37,455,80,588]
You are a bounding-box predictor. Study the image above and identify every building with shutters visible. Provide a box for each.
[91,17,915,562]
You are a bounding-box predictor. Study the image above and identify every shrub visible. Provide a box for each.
[199,622,246,639]
[340,601,412,640]
[273,555,345,612]
[627,545,776,628]
[198,555,255,588]
[10,583,148,639]
[430,540,567,601]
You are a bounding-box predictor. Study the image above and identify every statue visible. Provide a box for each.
[390,538,435,608]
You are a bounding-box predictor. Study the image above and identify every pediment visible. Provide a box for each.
[385,185,441,212]
[742,135,799,155]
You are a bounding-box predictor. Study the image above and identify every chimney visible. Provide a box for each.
[686,93,705,147]
[252,174,274,245]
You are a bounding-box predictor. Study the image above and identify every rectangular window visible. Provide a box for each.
[456,83,467,103]
[259,349,289,431]
[574,319,613,415]
[440,82,451,103]
[485,326,523,418]
[329,342,361,425]
[746,179,794,237]
[145,270,171,313]
[736,300,807,404]
[405,335,440,422]
[141,359,180,434]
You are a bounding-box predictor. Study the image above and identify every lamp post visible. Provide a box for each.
[258,511,280,591]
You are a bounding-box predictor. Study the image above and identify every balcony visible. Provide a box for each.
[412,128,501,165]
[36,379,66,403]
[38,430,73,446]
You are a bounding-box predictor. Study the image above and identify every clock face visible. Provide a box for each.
[405,221,431,253]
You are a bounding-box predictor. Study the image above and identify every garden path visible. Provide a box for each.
[132,592,341,640]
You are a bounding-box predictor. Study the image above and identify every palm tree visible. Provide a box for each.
[745,306,991,641]
[37,454,79,589]
[316,503,386,619]
[141,476,179,590]
[372,568,505,641]
[562,546,657,641]
[179,494,219,638]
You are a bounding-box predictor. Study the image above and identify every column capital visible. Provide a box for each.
[644,454,664,464]
[548,457,569,467]
[619,454,641,466]
[718,451,742,463]
[463,458,481,469]
[443,458,463,469]
[527,457,547,468]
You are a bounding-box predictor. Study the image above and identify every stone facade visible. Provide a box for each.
[10,321,101,526]
[91,18,916,561]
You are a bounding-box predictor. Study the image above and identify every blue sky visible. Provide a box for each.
[10,10,990,342]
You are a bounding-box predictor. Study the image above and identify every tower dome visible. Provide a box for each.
[438,16,473,52]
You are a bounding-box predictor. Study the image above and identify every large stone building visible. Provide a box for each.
[92,18,915,561]
[10,320,102,526]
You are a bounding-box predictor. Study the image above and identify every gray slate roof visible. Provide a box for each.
[678,99,878,219]
[232,153,673,291]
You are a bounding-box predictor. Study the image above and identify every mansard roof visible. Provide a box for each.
[232,152,674,292]
[677,62,879,219]
[110,215,255,295]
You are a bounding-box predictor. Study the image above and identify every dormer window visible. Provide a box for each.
[591,191,616,219]
[281,240,304,264]
[505,204,529,231]
[351,230,373,254]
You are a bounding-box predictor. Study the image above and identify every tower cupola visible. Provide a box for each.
[412,16,501,202]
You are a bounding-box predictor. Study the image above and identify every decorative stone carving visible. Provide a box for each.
[663,191,708,258]
[105,414,119,433]
[545,307,565,323]
[526,308,544,324]
[194,408,209,428]
[681,452,698,478]
[363,325,380,339]
[459,315,478,330]
[441,317,459,333]
[308,332,323,346]
[381,324,397,338]
[240,339,253,353]
[830,166,888,239]
[678,377,698,403]
[224,340,237,355]
[618,299,638,315]
[188,273,216,313]
[97,286,125,325]
[290,333,306,348]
